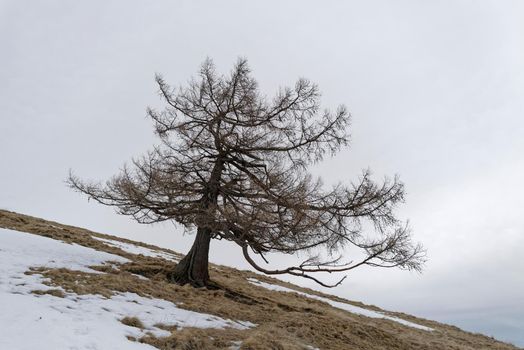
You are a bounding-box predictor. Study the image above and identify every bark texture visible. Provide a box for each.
[169,227,211,287]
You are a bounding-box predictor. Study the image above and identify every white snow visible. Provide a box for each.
[0,228,254,350]
[248,278,433,332]
[92,236,180,262]
[229,340,243,350]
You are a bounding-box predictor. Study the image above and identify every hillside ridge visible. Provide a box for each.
[0,209,520,350]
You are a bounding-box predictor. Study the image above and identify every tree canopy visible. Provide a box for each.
[69,58,425,287]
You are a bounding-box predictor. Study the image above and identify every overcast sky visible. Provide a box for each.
[1,0,523,346]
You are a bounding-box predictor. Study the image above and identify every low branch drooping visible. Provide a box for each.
[69,58,425,287]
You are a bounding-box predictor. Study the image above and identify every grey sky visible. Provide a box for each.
[1,0,523,346]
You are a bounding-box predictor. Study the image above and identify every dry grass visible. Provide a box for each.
[31,288,66,298]
[121,316,145,329]
[1,209,521,350]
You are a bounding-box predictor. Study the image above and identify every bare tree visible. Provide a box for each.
[68,58,425,288]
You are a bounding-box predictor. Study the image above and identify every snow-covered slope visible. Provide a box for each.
[0,228,252,350]
[247,278,432,331]
[0,210,520,350]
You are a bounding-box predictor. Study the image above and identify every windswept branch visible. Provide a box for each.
[68,57,425,288]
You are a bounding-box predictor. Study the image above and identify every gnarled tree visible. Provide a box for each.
[68,58,425,288]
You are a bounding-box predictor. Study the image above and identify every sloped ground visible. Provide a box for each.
[0,209,520,350]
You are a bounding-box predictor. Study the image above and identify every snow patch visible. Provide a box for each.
[229,340,243,350]
[0,228,254,349]
[248,278,433,332]
[92,236,180,262]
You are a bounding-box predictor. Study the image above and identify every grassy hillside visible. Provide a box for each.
[0,209,520,350]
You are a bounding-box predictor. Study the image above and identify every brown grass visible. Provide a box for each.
[1,209,521,350]
[121,316,145,329]
[31,288,66,298]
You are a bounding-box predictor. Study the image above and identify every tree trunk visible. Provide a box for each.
[170,158,222,287]
[169,226,211,287]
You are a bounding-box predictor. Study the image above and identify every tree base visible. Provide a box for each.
[168,227,211,288]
